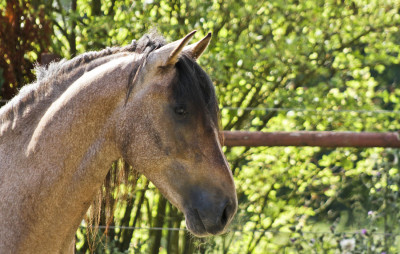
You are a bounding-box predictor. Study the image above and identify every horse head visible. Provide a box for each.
[117,31,237,236]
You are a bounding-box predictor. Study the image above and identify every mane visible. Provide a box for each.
[0,32,166,124]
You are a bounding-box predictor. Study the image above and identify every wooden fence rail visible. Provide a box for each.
[223,131,400,148]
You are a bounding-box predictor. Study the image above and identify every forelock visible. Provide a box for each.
[173,54,219,129]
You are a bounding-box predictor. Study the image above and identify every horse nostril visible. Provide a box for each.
[220,201,236,228]
[221,204,229,227]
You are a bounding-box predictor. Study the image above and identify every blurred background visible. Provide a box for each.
[2,0,400,253]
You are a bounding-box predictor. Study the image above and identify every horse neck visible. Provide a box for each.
[0,54,138,253]
[0,52,129,137]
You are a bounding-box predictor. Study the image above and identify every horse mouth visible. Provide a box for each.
[184,208,227,237]
[185,209,208,237]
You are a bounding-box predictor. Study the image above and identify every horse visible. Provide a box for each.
[0,31,237,253]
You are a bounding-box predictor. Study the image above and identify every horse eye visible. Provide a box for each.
[174,106,187,116]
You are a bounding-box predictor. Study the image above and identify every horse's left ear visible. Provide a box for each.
[148,31,212,68]
[148,31,197,67]
[183,32,212,60]
[165,30,197,65]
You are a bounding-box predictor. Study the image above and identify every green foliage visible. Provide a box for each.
[5,0,400,252]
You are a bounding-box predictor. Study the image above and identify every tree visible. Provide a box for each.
[0,0,51,100]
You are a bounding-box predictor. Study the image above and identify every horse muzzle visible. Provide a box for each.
[184,188,237,237]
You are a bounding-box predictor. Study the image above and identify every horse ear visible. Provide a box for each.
[183,32,212,60]
[148,31,210,67]
[165,30,197,66]
[148,31,197,67]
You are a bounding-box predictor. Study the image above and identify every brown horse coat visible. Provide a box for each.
[0,31,237,253]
